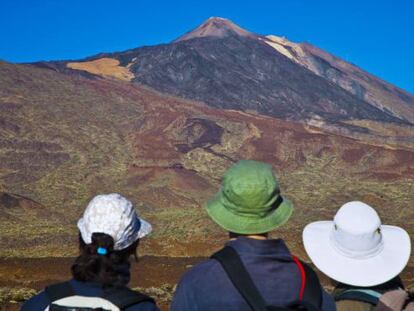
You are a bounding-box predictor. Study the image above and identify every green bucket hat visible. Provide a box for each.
[205,160,293,234]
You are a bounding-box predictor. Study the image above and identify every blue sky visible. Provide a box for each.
[1,0,413,93]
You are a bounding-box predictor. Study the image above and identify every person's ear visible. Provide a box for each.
[134,239,140,262]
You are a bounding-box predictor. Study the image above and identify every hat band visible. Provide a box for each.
[329,229,384,260]
[221,192,284,218]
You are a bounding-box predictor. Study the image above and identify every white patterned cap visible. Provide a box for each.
[77,193,152,250]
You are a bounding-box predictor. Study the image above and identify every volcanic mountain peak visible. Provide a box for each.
[39,17,414,124]
[174,17,255,42]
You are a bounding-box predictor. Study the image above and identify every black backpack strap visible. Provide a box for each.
[211,246,268,311]
[103,287,155,310]
[299,260,323,308]
[45,281,76,303]
[277,258,323,311]
[335,289,381,305]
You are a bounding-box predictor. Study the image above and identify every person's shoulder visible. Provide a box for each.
[21,290,49,311]
[171,259,221,310]
[106,285,158,311]
[179,258,221,284]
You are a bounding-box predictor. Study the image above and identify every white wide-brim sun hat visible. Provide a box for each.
[78,193,152,251]
[303,201,411,287]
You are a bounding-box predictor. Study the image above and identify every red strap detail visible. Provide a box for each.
[292,255,306,300]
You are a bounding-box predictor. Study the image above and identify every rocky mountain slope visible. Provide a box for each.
[262,35,414,123]
[1,61,413,259]
[37,17,414,125]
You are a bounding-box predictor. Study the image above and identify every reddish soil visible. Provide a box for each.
[0,256,200,290]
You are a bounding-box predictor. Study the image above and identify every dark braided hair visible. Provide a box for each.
[71,232,139,287]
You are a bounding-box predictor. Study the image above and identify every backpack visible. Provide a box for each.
[377,289,414,311]
[211,246,323,311]
[334,288,382,306]
[44,281,155,311]
[335,288,414,311]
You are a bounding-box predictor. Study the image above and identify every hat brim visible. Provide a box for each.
[205,194,293,234]
[136,217,152,239]
[117,217,152,250]
[303,221,411,287]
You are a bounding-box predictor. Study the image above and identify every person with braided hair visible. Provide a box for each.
[22,193,160,311]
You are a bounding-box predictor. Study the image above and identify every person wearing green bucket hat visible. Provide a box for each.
[171,160,335,311]
[206,159,293,234]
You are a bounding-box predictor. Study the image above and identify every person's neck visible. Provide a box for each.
[229,233,268,240]
[245,234,268,240]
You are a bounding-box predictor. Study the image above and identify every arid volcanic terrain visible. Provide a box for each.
[0,17,413,308]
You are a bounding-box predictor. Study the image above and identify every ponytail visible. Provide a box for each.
[71,232,138,287]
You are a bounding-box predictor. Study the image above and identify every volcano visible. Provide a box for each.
[37,17,414,124]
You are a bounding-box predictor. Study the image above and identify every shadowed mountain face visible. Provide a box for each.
[121,36,400,122]
[38,17,413,125]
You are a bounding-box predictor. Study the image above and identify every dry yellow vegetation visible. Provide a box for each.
[67,57,134,81]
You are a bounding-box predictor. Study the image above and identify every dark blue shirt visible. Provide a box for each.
[171,237,336,311]
[21,279,159,311]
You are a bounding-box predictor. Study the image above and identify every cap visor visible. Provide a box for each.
[136,217,152,239]
[303,221,411,287]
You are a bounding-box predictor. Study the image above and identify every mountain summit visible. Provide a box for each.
[174,17,255,42]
